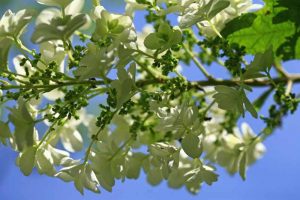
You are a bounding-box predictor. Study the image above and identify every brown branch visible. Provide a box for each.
[2,75,300,92]
[137,76,300,88]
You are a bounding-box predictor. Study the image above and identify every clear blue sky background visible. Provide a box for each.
[1,1,300,200]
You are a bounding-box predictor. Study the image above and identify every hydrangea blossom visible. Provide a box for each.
[0,0,297,196]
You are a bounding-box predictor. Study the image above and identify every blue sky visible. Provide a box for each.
[1,0,300,200]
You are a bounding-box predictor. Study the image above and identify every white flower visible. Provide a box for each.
[13,40,65,101]
[178,0,263,37]
[200,0,258,37]
[0,9,35,38]
[92,6,137,48]
[44,109,93,152]
[125,0,178,17]
[0,9,35,69]
[37,0,86,22]
[125,0,149,17]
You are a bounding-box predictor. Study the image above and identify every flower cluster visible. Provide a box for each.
[0,0,298,196]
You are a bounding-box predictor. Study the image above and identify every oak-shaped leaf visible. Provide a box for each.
[227,15,295,54]
[213,86,257,118]
[243,47,274,80]
[144,22,182,52]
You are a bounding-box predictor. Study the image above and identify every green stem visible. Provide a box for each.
[182,44,213,80]
[36,121,57,149]
[3,75,300,94]
[174,69,187,81]
[109,136,134,161]
[2,70,28,78]
[14,37,47,73]
[75,31,91,40]
[1,80,105,90]
[134,49,156,60]
[202,100,216,115]
[14,38,34,55]
[83,108,121,164]
[134,58,157,79]
[92,0,100,7]
[199,44,225,67]
[206,20,223,38]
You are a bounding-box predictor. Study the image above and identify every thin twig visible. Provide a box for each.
[182,44,213,80]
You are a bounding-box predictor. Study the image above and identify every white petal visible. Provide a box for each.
[60,128,83,152]
[65,0,85,15]
[36,8,61,25]
[43,89,65,101]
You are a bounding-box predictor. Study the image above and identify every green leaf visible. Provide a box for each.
[213,85,244,115]
[272,0,300,59]
[253,88,274,110]
[221,13,257,38]
[19,146,37,176]
[295,37,300,59]
[144,22,182,52]
[37,0,73,8]
[0,38,12,71]
[31,14,87,43]
[168,169,186,188]
[239,152,247,181]
[147,168,163,186]
[243,47,274,80]
[227,15,295,54]
[213,86,258,118]
[241,90,258,118]
[8,99,35,151]
[0,121,11,145]
[199,165,219,185]
[207,0,230,20]
[144,33,164,50]
[273,0,300,26]
[182,134,202,159]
